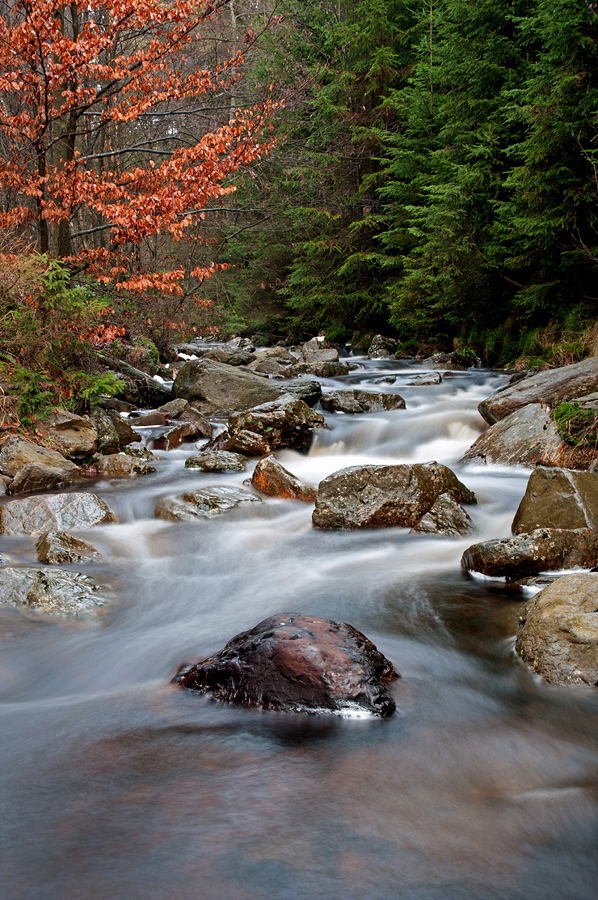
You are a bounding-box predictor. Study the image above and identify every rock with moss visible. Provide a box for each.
[515,573,598,686]
[461,404,568,467]
[223,394,325,456]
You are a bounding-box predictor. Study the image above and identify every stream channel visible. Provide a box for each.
[1,355,597,900]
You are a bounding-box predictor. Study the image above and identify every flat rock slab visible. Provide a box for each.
[0,567,110,620]
[461,528,598,579]
[251,456,316,502]
[478,357,598,425]
[173,612,399,716]
[515,573,598,686]
[461,403,567,467]
[155,486,260,522]
[312,462,476,530]
[185,451,247,472]
[512,467,598,533]
[0,492,116,535]
[172,358,288,415]
[320,389,406,414]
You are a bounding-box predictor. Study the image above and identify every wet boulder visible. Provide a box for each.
[512,467,598,534]
[515,573,598,686]
[461,528,598,580]
[224,394,325,456]
[173,612,399,716]
[185,451,247,472]
[279,379,322,407]
[151,420,210,451]
[36,531,102,564]
[96,453,155,478]
[320,389,406,414]
[410,493,473,537]
[155,486,260,522]
[301,337,339,365]
[461,404,567,468]
[290,360,350,378]
[0,492,116,535]
[0,567,110,620]
[106,410,140,447]
[87,410,120,455]
[37,408,98,457]
[251,456,316,502]
[478,357,598,425]
[367,335,398,359]
[312,462,476,530]
[172,358,283,415]
[10,462,82,495]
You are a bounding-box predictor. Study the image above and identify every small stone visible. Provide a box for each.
[251,456,316,502]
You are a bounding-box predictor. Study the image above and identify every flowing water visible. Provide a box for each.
[1,358,597,900]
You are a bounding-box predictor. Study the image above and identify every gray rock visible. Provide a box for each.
[289,360,350,378]
[402,372,442,386]
[225,394,325,455]
[155,486,261,521]
[0,436,80,478]
[248,358,288,376]
[96,453,155,477]
[320,389,406,414]
[515,573,598,686]
[184,451,247,472]
[278,379,322,407]
[10,463,81,495]
[512,467,598,533]
[155,397,189,419]
[36,531,102,564]
[107,410,140,447]
[461,528,598,579]
[410,493,473,536]
[479,357,598,425]
[461,404,567,467]
[313,462,476,530]
[367,335,398,359]
[0,567,110,620]
[0,492,116,535]
[173,359,286,415]
[302,337,339,364]
[253,347,295,364]
[151,420,210,451]
[87,410,120,455]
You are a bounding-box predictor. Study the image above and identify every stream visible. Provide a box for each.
[1,356,597,900]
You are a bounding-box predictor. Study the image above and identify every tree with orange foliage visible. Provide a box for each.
[0,0,275,296]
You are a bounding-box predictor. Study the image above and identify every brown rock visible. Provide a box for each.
[0,436,80,478]
[96,453,155,477]
[184,451,246,472]
[226,394,325,456]
[87,410,120,455]
[515,573,598,686]
[37,408,98,457]
[221,429,272,456]
[10,463,81,494]
[173,612,399,716]
[155,398,189,418]
[478,357,598,425]
[461,528,598,579]
[151,420,208,451]
[251,456,316,502]
[36,531,102,564]
[313,462,476,530]
[107,411,140,447]
[512,467,598,533]
[130,412,168,427]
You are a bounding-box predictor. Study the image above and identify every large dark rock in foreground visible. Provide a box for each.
[512,466,598,533]
[312,462,476,531]
[515,573,598,686]
[461,528,598,580]
[173,612,399,716]
[478,357,598,425]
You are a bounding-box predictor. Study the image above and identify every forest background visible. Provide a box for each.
[0,0,597,420]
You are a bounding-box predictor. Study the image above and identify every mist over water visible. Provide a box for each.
[1,358,597,900]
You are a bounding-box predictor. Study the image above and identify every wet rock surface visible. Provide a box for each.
[461,528,598,579]
[0,567,109,620]
[460,403,567,467]
[36,531,102,564]
[173,612,399,716]
[320,389,406,414]
[251,456,316,502]
[184,451,247,472]
[0,492,116,535]
[10,462,81,495]
[151,420,209,451]
[154,486,260,521]
[512,466,598,533]
[96,453,155,478]
[172,359,285,415]
[313,462,476,530]
[223,394,325,456]
[478,357,598,425]
[515,573,598,686]
[410,493,473,536]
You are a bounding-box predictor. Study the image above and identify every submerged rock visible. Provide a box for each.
[0,567,110,620]
[461,528,598,579]
[251,456,316,502]
[185,451,247,472]
[312,462,476,530]
[461,404,567,467]
[515,573,598,686]
[173,612,399,716]
[512,466,598,533]
[0,492,116,535]
[155,486,260,521]
[320,389,406,414]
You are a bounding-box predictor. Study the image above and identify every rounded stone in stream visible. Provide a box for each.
[173,612,399,716]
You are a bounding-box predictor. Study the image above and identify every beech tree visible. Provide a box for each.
[0,0,276,295]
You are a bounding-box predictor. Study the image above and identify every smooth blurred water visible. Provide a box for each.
[1,358,597,900]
